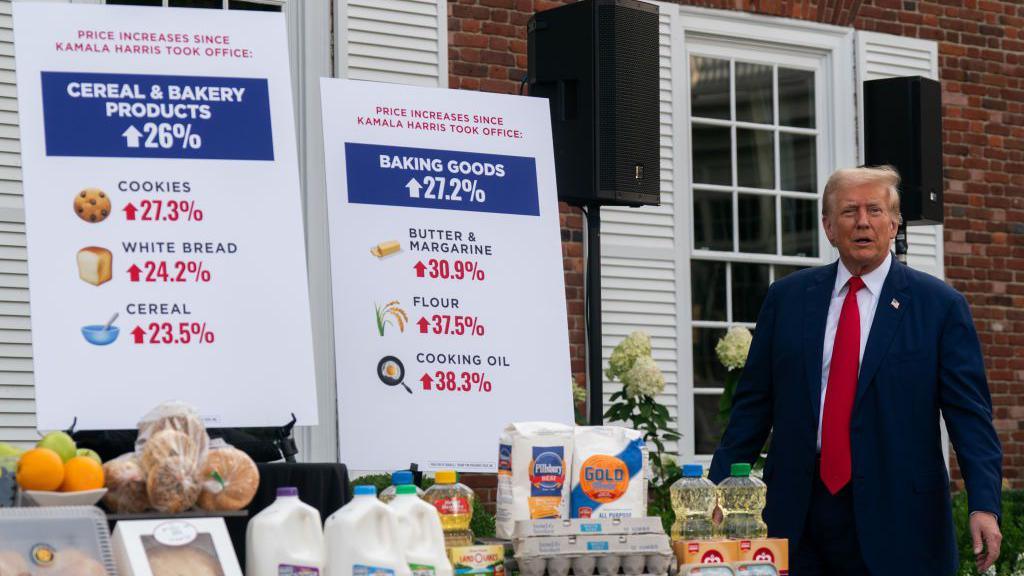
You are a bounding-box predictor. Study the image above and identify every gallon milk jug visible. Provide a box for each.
[717,462,767,539]
[325,485,413,576]
[246,486,325,576]
[389,485,454,576]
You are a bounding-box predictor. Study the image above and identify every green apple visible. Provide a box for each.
[0,442,23,458]
[36,431,76,463]
[76,448,102,465]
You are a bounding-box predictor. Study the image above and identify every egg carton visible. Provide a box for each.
[512,552,676,576]
[678,563,778,576]
[515,533,671,557]
[514,517,665,538]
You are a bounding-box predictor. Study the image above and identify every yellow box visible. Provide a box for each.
[736,538,788,574]
[673,539,739,564]
[448,545,505,576]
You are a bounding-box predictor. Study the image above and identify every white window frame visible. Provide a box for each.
[669,6,857,464]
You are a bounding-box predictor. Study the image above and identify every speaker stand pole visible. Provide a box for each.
[585,203,603,425]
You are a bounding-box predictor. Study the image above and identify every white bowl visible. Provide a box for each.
[22,488,107,507]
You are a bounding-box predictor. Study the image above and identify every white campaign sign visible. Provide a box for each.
[13,4,317,429]
[322,79,574,472]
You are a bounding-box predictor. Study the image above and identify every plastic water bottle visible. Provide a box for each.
[245,487,324,576]
[324,485,412,576]
[389,484,454,576]
[716,462,767,538]
[422,470,474,548]
[381,470,425,504]
[669,464,716,541]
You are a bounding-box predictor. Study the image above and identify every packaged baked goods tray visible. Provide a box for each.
[513,517,665,538]
[0,505,118,575]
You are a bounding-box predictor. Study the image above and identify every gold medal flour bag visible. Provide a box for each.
[570,426,648,519]
[495,422,574,539]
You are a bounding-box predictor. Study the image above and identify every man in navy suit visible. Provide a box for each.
[709,166,1002,575]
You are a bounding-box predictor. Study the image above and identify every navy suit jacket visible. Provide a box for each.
[709,258,1002,575]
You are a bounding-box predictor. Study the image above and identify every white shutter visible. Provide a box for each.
[0,0,34,449]
[856,31,944,280]
[600,8,679,453]
[337,0,447,87]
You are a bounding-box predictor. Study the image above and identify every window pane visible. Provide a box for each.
[780,133,816,192]
[693,189,733,251]
[170,0,221,6]
[738,194,776,254]
[694,394,725,455]
[693,327,727,389]
[782,198,818,257]
[736,129,774,189]
[775,265,806,281]
[691,260,726,321]
[779,68,815,128]
[692,125,732,186]
[735,62,773,125]
[732,262,770,322]
[690,57,730,120]
[229,1,281,10]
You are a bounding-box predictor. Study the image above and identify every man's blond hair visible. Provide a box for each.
[822,165,901,218]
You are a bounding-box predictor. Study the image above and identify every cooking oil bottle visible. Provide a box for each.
[422,470,474,548]
[381,470,424,504]
[716,462,767,539]
[669,464,716,541]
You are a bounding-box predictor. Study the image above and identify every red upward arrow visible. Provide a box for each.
[127,264,142,282]
[417,317,429,334]
[414,261,426,278]
[420,373,433,390]
[123,203,138,221]
[131,326,145,344]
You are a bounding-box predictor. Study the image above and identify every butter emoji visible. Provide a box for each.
[370,240,401,258]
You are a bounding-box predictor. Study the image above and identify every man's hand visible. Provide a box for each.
[971,511,1001,572]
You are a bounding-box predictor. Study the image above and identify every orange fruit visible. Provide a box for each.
[16,447,64,491]
[60,456,105,492]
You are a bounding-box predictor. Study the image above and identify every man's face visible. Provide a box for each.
[821,183,898,275]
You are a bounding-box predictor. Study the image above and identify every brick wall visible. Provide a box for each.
[448,0,1024,489]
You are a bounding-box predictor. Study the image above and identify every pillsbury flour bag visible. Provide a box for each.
[495,422,574,539]
[570,426,648,519]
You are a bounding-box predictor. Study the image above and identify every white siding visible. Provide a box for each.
[337,0,447,87]
[856,31,944,280]
[600,9,679,453]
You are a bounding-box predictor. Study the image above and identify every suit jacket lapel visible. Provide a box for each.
[805,262,837,427]
[854,258,911,414]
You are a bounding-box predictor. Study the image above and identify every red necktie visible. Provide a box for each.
[820,275,865,494]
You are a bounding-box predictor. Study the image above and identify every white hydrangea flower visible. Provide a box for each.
[572,377,587,403]
[607,331,653,380]
[622,355,665,398]
[715,326,753,371]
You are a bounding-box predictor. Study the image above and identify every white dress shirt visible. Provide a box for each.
[816,252,893,451]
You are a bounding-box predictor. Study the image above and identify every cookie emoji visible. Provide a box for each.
[73,188,111,223]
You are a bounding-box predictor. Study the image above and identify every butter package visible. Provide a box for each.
[569,426,648,519]
[673,539,739,565]
[495,422,574,539]
[737,538,788,575]
[449,545,505,576]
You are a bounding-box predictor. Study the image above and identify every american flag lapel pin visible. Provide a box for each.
[891,298,900,310]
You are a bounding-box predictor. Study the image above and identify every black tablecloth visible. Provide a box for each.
[226,462,350,570]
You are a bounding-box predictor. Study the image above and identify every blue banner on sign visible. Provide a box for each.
[41,71,274,161]
[345,143,539,217]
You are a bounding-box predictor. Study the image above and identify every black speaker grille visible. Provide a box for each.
[597,3,660,198]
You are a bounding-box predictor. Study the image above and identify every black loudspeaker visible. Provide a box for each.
[864,76,943,225]
[528,0,660,207]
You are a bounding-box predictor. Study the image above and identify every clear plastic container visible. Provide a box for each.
[669,464,716,541]
[0,505,116,575]
[422,470,474,548]
[716,463,767,539]
[381,470,424,504]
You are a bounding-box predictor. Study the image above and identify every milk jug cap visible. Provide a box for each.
[730,462,752,477]
[354,485,377,496]
[392,470,414,486]
[435,470,457,484]
[277,486,299,497]
[681,464,703,478]
[396,484,418,495]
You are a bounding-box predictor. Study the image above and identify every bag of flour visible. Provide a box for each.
[495,422,574,539]
[569,426,648,519]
